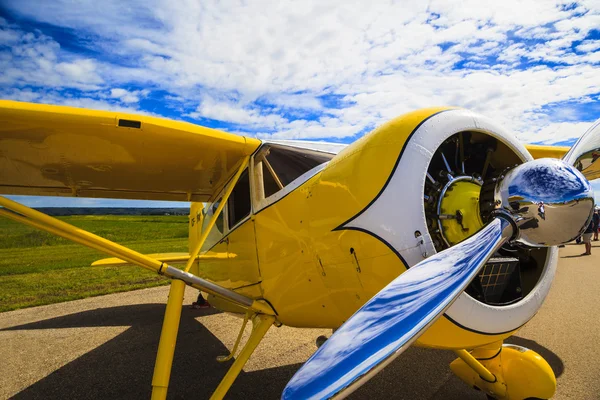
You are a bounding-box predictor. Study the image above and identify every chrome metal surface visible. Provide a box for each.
[441,151,452,173]
[563,117,600,181]
[494,158,594,247]
[426,172,437,185]
[282,217,513,400]
[164,266,254,307]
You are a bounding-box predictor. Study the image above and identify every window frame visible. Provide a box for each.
[226,167,252,231]
[200,193,228,252]
[250,144,334,213]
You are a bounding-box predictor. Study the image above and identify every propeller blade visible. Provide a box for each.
[282,216,514,400]
[562,117,600,181]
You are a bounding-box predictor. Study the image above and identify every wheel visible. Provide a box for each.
[315,335,328,348]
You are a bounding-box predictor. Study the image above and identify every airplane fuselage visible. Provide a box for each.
[189,107,557,350]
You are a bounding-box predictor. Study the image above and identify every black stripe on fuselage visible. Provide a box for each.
[333,109,451,232]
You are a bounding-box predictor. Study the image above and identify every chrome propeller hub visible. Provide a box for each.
[493,158,594,247]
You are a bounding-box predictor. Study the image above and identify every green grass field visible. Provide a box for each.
[0,215,189,312]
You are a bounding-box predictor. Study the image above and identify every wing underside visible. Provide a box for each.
[0,101,261,202]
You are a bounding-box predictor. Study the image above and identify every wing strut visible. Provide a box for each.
[0,155,275,400]
[183,156,248,272]
[0,194,272,315]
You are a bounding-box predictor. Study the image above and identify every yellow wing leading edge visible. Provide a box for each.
[524,144,570,160]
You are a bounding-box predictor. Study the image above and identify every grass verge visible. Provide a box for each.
[0,214,189,312]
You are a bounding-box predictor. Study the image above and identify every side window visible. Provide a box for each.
[200,199,225,252]
[254,145,334,203]
[264,146,332,186]
[227,169,251,229]
[262,163,281,198]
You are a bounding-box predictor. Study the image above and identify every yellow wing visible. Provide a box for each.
[0,100,261,201]
[525,144,570,159]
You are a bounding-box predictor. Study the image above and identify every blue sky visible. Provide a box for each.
[0,0,599,207]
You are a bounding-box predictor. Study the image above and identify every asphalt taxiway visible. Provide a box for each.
[1,243,599,399]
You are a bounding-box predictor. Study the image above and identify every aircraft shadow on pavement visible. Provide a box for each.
[3,304,299,399]
[1,305,563,400]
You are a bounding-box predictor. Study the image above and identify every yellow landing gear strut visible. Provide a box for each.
[151,279,187,400]
[211,314,276,399]
[0,156,277,400]
[450,341,556,400]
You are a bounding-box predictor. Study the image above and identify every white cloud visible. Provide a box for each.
[0,27,104,90]
[55,59,103,86]
[519,121,594,144]
[0,0,598,141]
[188,95,286,128]
[576,40,600,53]
[265,93,323,110]
[0,88,148,114]
[109,88,149,104]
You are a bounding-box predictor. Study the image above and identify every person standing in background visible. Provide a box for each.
[593,209,599,241]
[582,219,594,256]
[192,292,211,309]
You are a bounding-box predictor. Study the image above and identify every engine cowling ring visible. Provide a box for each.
[410,109,557,335]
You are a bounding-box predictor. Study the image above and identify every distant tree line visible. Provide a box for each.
[35,208,190,216]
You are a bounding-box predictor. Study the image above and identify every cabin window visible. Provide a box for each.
[253,145,334,206]
[200,198,225,252]
[265,146,332,186]
[228,168,251,228]
[261,163,281,198]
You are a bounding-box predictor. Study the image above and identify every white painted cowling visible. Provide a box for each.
[343,109,557,335]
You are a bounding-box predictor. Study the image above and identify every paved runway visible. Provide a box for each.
[1,243,599,400]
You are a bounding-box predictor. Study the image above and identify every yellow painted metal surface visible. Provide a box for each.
[450,350,507,399]
[501,346,556,399]
[0,100,260,201]
[184,157,249,273]
[91,252,235,267]
[189,216,262,297]
[256,108,449,328]
[525,144,569,159]
[439,180,484,246]
[151,279,186,400]
[189,105,516,350]
[416,315,515,349]
[254,172,345,327]
[209,314,275,400]
[92,253,191,267]
[450,344,556,400]
[454,349,497,383]
[1,102,540,359]
[223,221,262,293]
[189,202,204,254]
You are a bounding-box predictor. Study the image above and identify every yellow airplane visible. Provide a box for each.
[1,100,599,400]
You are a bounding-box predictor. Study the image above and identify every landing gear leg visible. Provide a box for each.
[450,341,556,400]
[210,314,276,400]
[316,335,328,348]
[316,328,337,348]
[151,279,187,400]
